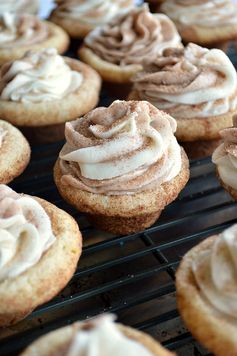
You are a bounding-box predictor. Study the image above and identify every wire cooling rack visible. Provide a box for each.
[0,46,237,356]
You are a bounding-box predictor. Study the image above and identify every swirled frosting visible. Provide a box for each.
[132,43,237,119]
[161,0,237,27]
[84,4,182,66]
[0,185,55,282]
[212,116,237,190]
[54,0,134,26]
[0,12,48,48]
[192,224,237,317]
[67,314,152,356]
[59,100,182,195]
[0,0,38,14]
[0,48,83,103]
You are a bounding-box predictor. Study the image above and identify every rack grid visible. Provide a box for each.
[1,46,237,356]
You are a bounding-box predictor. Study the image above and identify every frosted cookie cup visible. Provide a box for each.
[79,4,182,84]
[50,0,134,39]
[54,100,189,235]
[0,184,82,327]
[129,44,237,158]
[176,224,237,356]
[160,0,237,49]
[0,48,101,144]
[212,116,237,200]
[0,13,69,65]
[21,314,175,356]
[0,120,30,184]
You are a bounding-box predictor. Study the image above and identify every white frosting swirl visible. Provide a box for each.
[161,0,237,27]
[0,12,48,48]
[212,117,237,190]
[0,185,55,282]
[67,314,152,356]
[0,48,83,103]
[0,0,38,14]
[192,224,237,317]
[54,0,134,26]
[132,44,237,119]
[59,100,182,195]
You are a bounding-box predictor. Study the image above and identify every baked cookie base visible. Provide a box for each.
[0,197,82,327]
[79,46,142,84]
[0,58,101,129]
[176,235,237,356]
[21,322,174,356]
[54,149,189,235]
[0,120,30,184]
[174,22,237,47]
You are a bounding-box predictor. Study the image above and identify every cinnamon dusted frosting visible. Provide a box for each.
[192,224,237,317]
[212,117,237,190]
[54,0,134,26]
[0,185,55,282]
[132,43,237,119]
[0,0,38,14]
[161,0,237,27]
[84,4,182,66]
[0,12,48,48]
[67,314,152,356]
[0,48,83,103]
[59,100,182,195]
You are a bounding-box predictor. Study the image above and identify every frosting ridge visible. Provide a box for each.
[59,100,182,195]
[192,224,237,317]
[132,43,237,118]
[84,4,182,66]
[0,48,83,103]
[161,0,237,27]
[0,185,55,282]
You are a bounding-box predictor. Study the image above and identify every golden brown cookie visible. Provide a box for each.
[0,57,101,144]
[176,234,237,356]
[0,196,82,327]
[0,120,30,184]
[54,149,189,235]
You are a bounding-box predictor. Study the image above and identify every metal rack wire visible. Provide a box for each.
[0,47,237,356]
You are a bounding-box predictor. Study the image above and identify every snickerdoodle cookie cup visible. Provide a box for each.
[54,100,189,235]
[160,0,237,48]
[0,185,82,327]
[176,224,237,356]
[0,13,69,65]
[21,314,175,356]
[129,44,237,159]
[50,0,134,39]
[79,4,182,84]
[0,48,101,144]
[0,120,30,184]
